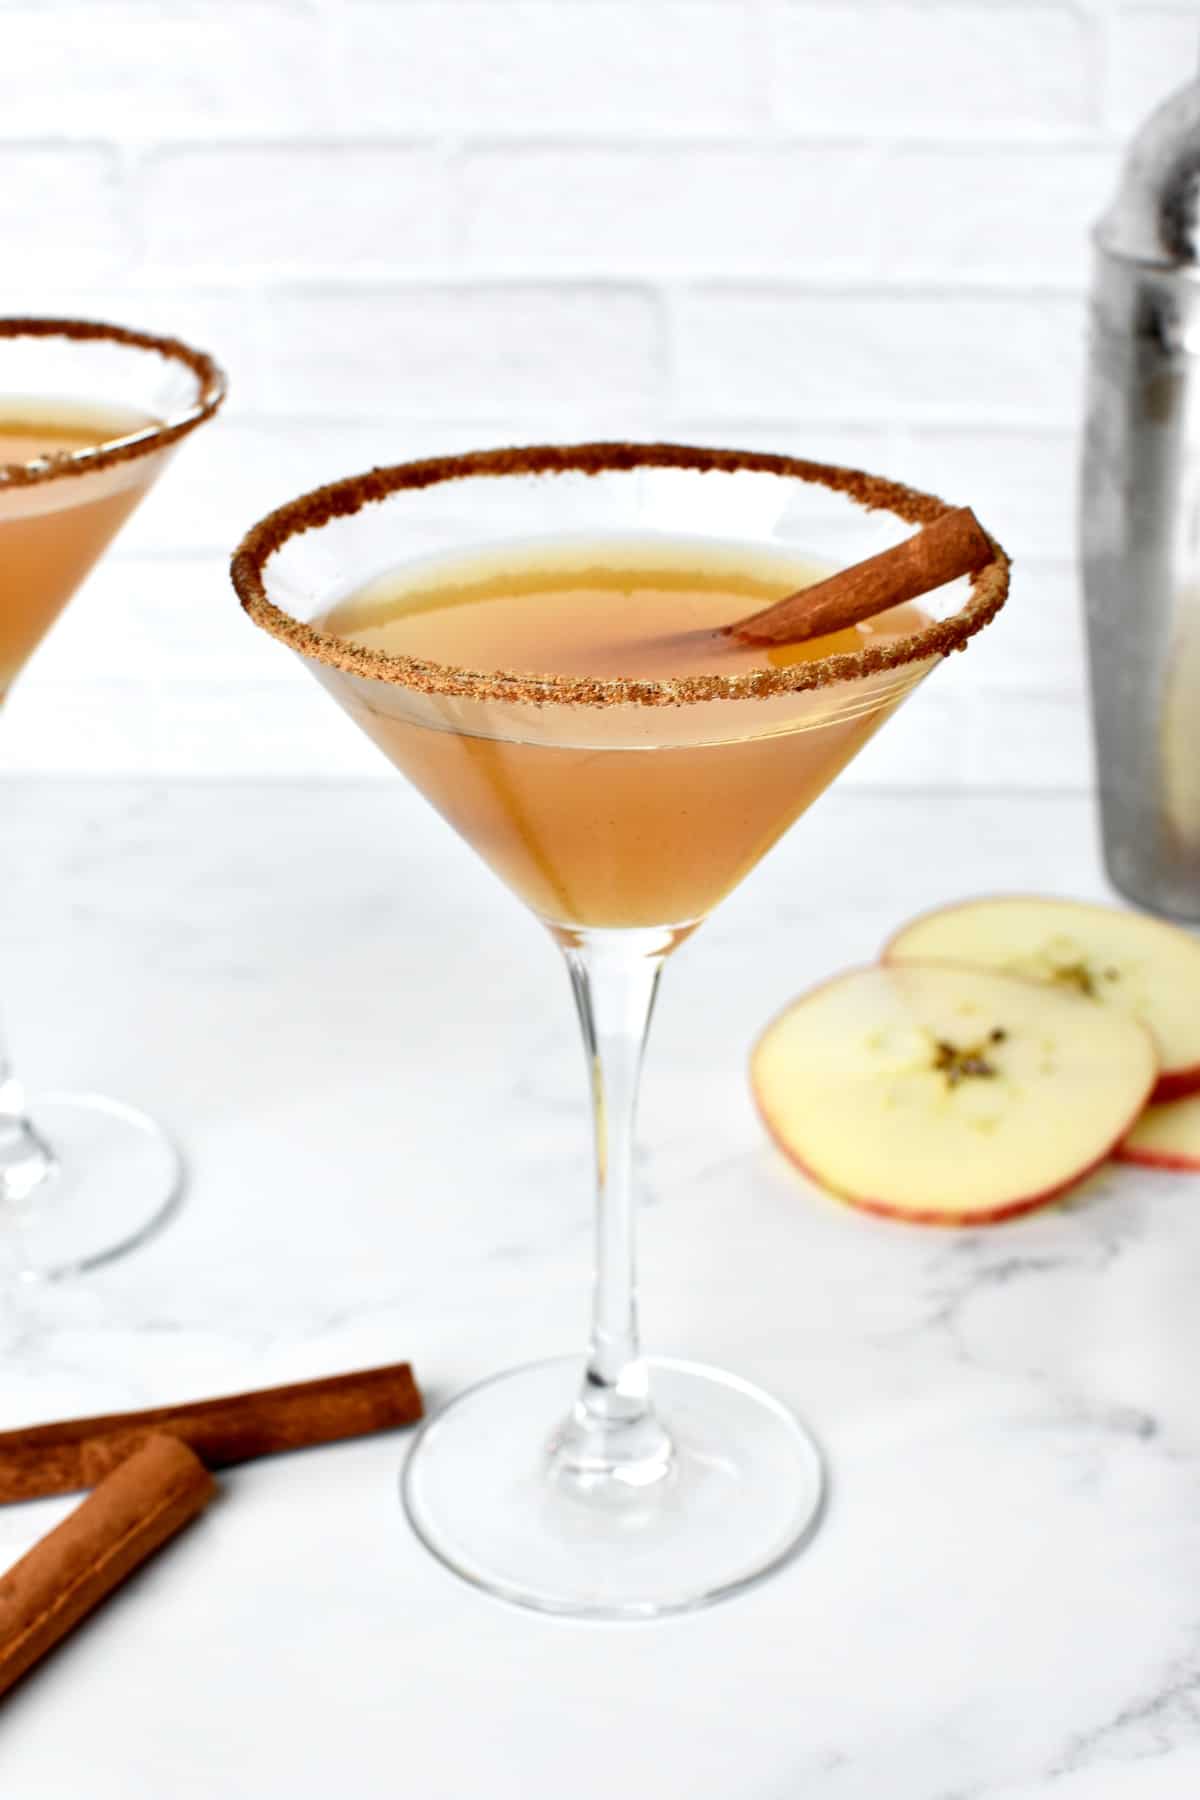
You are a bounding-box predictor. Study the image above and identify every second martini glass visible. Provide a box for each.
[0,318,225,1278]
[232,443,1008,1617]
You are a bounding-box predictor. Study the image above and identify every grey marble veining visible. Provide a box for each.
[1,780,1198,1798]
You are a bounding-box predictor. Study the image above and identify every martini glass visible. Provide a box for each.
[232,443,1008,1617]
[0,318,225,1279]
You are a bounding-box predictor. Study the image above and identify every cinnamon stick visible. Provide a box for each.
[0,1435,214,1698]
[0,1362,424,1503]
[729,506,994,645]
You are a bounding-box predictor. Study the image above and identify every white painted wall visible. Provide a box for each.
[0,0,1193,784]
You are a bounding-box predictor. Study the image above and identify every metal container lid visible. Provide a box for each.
[1096,79,1200,271]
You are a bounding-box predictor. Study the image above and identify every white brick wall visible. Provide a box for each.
[770,3,1097,133]
[1,0,1196,788]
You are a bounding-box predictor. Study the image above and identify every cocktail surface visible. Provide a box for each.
[323,534,927,681]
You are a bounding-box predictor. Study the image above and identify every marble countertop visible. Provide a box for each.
[2,779,1199,1799]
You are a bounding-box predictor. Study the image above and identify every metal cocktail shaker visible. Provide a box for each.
[1081,74,1200,919]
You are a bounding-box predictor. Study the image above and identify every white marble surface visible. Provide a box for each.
[2,778,1199,1798]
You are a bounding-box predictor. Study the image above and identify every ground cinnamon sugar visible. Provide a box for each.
[231,441,1010,708]
[0,316,226,488]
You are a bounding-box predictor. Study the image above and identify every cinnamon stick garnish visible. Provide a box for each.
[0,1435,214,1698]
[729,507,994,646]
[0,1362,424,1503]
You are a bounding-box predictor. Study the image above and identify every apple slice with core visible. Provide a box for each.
[751,963,1157,1226]
[1117,1094,1200,1171]
[884,896,1200,1103]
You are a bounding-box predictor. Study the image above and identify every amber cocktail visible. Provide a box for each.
[232,443,1008,1617]
[0,319,224,1278]
[317,535,934,936]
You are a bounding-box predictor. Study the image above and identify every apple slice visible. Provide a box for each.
[1116,1095,1200,1171]
[751,963,1156,1225]
[884,896,1200,1103]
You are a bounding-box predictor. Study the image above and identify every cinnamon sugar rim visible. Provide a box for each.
[0,316,226,488]
[231,441,1011,708]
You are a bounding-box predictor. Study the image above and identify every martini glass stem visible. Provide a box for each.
[0,1032,55,1204]
[555,928,674,1487]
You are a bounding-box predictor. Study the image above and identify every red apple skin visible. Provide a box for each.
[756,1104,1142,1227]
[1146,1065,1200,1105]
[751,958,1157,1226]
[1113,1138,1200,1172]
[881,895,1200,1106]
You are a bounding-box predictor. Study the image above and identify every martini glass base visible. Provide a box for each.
[2,1092,184,1282]
[402,1355,825,1619]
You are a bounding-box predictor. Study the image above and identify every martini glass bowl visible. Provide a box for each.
[0,318,225,1279]
[232,442,1008,1618]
